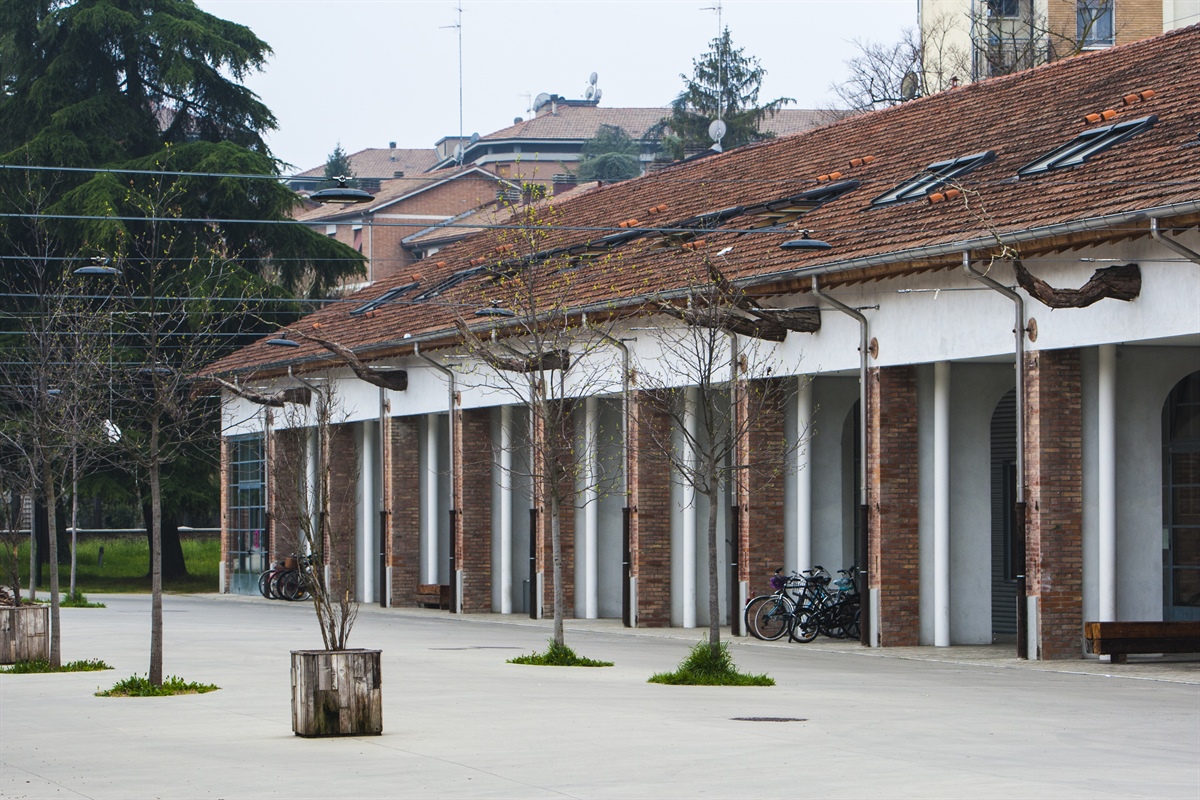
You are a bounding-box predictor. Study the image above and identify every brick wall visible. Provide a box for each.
[461,408,493,613]
[745,379,788,594]
[1046,0,1162,55]
[325,423,359,598]
[269,427,307,558]
[541,404,576,619]
[1024,349,1084,660]
[635,392,673,627]
[389,416,421,607]
[868,366,921,647]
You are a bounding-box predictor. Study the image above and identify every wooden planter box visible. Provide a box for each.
[290,649,382,737]
[0,604,50,664]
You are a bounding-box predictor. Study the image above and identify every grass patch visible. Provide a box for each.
[96,674,220,697]
[649,640,775,686]
[1,658,112,674]
[9,536,219,595]
[508,640,614,667]
[61,592,105,608]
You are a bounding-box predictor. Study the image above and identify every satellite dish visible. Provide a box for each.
[585,85,594,100]
[453,143,464,161]
[533,92,552,112]
[708,119,727,143]
[469,132,480,144]
[589,72,598,86]
[900,72,920,101]
[592,87,602,103]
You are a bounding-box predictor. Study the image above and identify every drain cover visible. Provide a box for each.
[731,717,807,723]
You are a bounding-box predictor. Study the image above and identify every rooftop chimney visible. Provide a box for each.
[389,141,396,148]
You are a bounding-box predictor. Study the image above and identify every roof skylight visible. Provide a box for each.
[413,267,485,302]
[1017,115,1156,176]
[870,152,996,207]
[349,282,418,316]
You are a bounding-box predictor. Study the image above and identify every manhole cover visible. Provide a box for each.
[731,717,807,723]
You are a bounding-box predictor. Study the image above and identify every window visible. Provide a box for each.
[1017,115,1156,176]
[1078,0,1114,47]
[227,435,266,595]
[349,282,418,316]
[988,0,1021,18]
[413,267,485,301]
[870,151,996,207]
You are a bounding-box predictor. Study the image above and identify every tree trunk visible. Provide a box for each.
[550,493,564,647]
[42,459,61,668]
[706,478,721,656]
[149,426,163,686]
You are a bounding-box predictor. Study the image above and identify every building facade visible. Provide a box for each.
[210,26,1200,659]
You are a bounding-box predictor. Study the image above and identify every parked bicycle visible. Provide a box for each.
[258,555,314,602]
[745,565,861,643]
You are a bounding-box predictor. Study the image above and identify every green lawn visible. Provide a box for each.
[7,537,219,595]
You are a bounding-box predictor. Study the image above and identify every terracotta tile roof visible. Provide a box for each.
[294,166,510,224]
[292,147,439,180]
[477,106,829,142]
[207,25,1200,378]
[403,181,602,247]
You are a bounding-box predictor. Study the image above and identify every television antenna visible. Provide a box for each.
[441,3,464,164]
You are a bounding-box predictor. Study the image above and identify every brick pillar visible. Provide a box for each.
[635,392,672,627]
[269,428,307,558]
[1024,349,1083,660]
[219,436,230,593]
[325,423,359,597]
[542,403,575,619]
[461,408,493,613]
[390,416,421,607]
[868,366,920,647]
[745,379,788,595]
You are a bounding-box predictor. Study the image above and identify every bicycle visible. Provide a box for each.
[744,570,801,640]
[791,567,860,642]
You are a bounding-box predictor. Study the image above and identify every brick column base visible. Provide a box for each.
[390,417,421,607]
[1025,349,1083,660]
[868,366,920,646]
[461,409,493,613]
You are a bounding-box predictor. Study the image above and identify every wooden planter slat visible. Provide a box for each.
[0,605,50,664]
[291,649,382,737]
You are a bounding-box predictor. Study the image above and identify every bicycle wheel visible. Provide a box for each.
[789,607,820,643]
[752,596,793,641]
[744,596,772,640]
[279,570,305,601]
[269,569,290,600]
[258,570,273,599]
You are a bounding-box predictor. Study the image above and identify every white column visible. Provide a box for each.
[934,361,951,647]
[421,413,440,584]
[682,388,699,628]
[1098,344,1117,621]
[358,422,377,603]
[306,428,319,555]
[498,406,513,614]
[582,397,600,618]
[794,377,813,574]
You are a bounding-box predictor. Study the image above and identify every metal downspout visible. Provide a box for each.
[584,314,637,627]
[961,253,1029,659]
[1150,217,1200,265]
[414,342,460,613]
[810,276,872,647]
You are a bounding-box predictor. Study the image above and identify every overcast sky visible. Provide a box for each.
[194,0,917,174]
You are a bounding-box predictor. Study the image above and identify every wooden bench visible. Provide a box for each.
[1083,621,1200,663]
[416,584,450,610]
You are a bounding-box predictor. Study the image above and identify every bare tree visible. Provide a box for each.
[633,255,805,656]
[452,196,625,650]
[832,19,970,111]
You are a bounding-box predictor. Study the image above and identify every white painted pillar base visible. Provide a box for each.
[1027,596,1040,660]
[421,414,440,585]
[682,388,699,629]
[934,361,951,647]
[499,406,513,615]
[795,377,813,574]
[1098,344,1117,621]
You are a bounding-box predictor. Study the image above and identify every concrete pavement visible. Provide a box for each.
[2,593,1197,799]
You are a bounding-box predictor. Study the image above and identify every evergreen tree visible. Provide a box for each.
[0,0,364,295]
[659,27,793,160]
[576,125,642,183]
[321,142,355,188]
